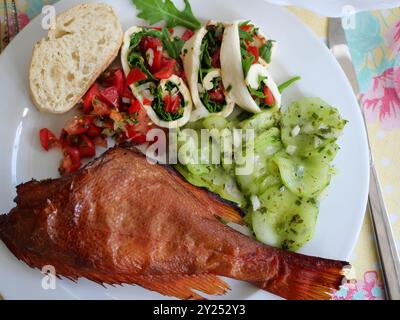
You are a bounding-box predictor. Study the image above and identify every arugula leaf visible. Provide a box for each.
[127,52,154,79]
[132,0,201,30]
[241,49,255,76]
[249,87,266,99]
[161,27,185,60]
[259,40,275,64]
[278,76,301,93]
[239,29,254,42]
[201,92,225,114]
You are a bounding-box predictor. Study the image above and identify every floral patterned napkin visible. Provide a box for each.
[1,0,399,301]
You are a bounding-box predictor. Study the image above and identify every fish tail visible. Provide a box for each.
[256,250,348,300]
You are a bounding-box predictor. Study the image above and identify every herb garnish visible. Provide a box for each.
[132,0,201,30]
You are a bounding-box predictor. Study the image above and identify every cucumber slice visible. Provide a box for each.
[236,128,283,195]
[252,185,318,251]
[240,111,277,133]
[274,152,331,197]
[281,98,347,155]
[203,115,229,130]
[175,164,246,206]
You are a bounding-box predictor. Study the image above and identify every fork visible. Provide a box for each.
[1,0,19,52]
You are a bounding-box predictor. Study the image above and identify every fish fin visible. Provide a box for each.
[131,274,230,300]
[251,251,348,300]
[209,196,245,225]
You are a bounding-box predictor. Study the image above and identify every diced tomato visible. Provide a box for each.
[60,146,81,175]
[64,116,93,136]
[78,135,96,158]
[150,48,163,73]
[93,97,112,116]
[99,86,120,109]
[182,29,195,41]
[87,124,102,137]
[83,83,100,114]
[125,125,147,144]
[39,128,59,151]
[163,94,181,114]
[240,24,252,32]
[113,69,125,96]
[126,102,153,142]
[263,86,275,107]
[211,47,221,68]
[209,90,225,104]
[122,85,134,100]
[140,36,162,52]
[247,45,260,64]
[129,99,142,115]
[126,67,148,87]
[143,99,152,106]
[93,136,108,148]
[153,58,177,80]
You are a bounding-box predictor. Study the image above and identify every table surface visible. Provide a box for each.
[1,0,400,301]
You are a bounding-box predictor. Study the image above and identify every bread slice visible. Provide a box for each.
[29,3,123,114]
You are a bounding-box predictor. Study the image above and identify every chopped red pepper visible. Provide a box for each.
[163,94,181,114]
[247,45,260,64]
[126,67,148,87]
[153,58,177,80]
[263,86,275,107]
[39,128,59,151]
[240,24,252,32]
[99,86,120,109]
[182,29,195,41]
[83,83,100,114]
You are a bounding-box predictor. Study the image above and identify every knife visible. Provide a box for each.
[328,17,400,300]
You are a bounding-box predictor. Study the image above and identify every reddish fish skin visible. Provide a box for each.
[0,147,348,300]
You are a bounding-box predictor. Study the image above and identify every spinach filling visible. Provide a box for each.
[248,76,273,109]
[127,27,186,121]
[150,82,185,122]
[238,21,275,76]
[198,24,226,114]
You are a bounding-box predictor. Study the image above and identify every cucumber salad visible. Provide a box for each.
[176,97,347,251]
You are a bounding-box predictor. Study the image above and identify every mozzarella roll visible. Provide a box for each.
[121,26,192,128]
[221,21,281,114]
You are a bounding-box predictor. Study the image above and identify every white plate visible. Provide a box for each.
[0,0,369,300]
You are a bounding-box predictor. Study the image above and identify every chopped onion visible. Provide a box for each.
[291,125,301,137]
[251,195,261,211]
[146,48,154,67]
